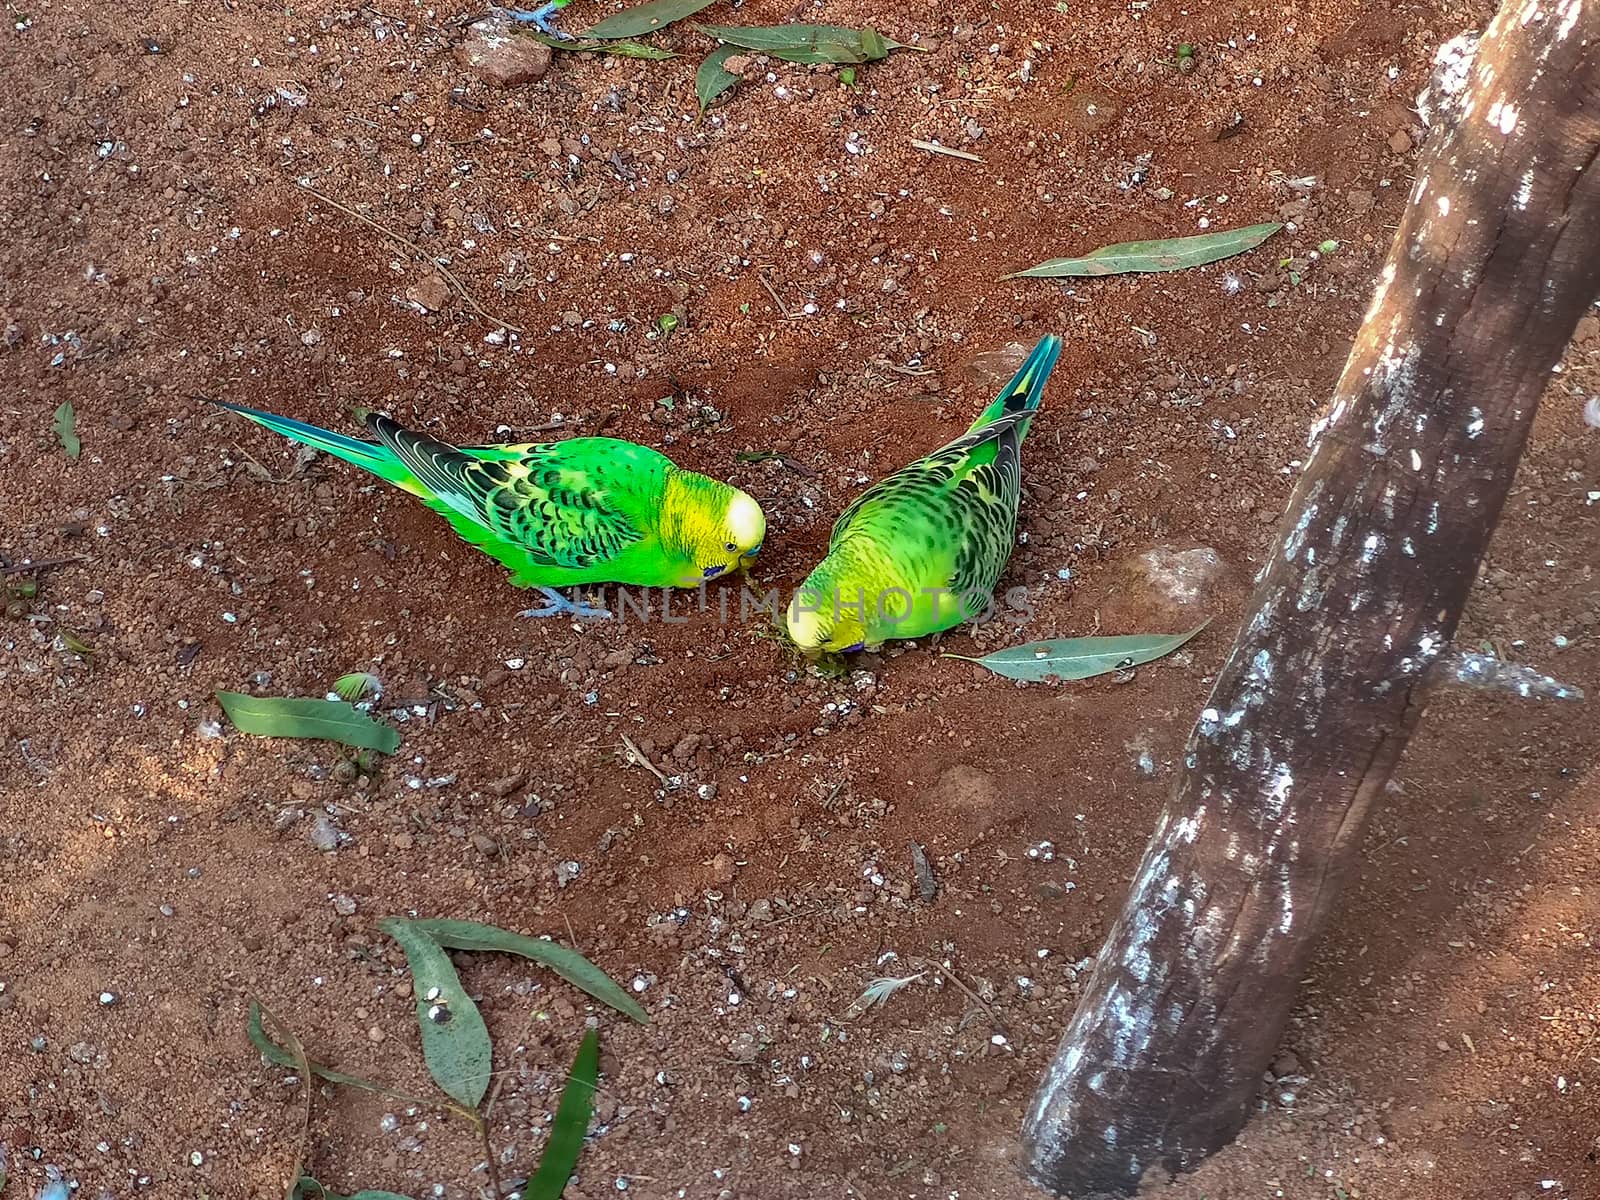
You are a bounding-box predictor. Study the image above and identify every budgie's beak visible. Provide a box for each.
[737,542,760,579]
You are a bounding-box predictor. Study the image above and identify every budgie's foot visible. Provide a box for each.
[517,587,611,620]
[501,3,574,39]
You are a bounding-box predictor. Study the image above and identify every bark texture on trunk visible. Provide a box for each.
[1022,4,1600,1195]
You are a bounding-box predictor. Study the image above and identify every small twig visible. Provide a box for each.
[888,363,936,376]
[908,840,938,901]
[474,1113,503,1200]
[919,959,1007,1031]
[909,138,986,164]
[758,274,791,318]
[233,444,291,484]
[1,555,85,576]
[618,733,668,784]
[296,182,524,333]
[563,911,582,954]
[779,456,818,479]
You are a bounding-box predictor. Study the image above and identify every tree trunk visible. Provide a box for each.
[1021,5,1600,1196]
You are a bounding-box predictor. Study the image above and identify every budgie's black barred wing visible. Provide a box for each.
[828,459,947,551]
[829,411,1032,600]
[830,412,1032,542]
[365,416,641,568]
[944,411,1031,597]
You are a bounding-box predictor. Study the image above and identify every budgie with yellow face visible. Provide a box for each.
[208,400,765,618]
[787,334,1061,653]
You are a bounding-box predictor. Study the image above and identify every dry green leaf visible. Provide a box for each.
[216,691,400,753]
[585,0,715,38]
[379,919,493,1110]
[248,1000,401,1094]
[524,1028,600,1200]
[695,23,911,64]
[408,918,649,1024]
[696,44,741,109]
[253,1000,313,1200]
[946,621,1209,682]
[53,401,81,458]
[59,630,95,658]
[1004,223,1282,279]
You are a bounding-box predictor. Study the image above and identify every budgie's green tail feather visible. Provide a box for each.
[967,334,1063,431]
[203,397,425,496]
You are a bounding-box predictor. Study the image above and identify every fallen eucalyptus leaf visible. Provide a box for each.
[247,1001,400,1094]
[53,401,80,458]
[379,919,493,1109]
[585,0,715,38]
[216,692,400,754]
[524,1028,600,1200]
[696,44,741,109]
[946,621,1209,682]
[1004,223,1282,279]
[695,23,913,65]
[408,918,649,1024]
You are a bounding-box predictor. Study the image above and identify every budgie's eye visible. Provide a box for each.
[724,541,737,552]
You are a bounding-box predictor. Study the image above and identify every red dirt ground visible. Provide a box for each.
[4,0,1598,1197]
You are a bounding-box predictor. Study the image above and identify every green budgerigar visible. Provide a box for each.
[786,334,1062,653]
[207,400,766,618]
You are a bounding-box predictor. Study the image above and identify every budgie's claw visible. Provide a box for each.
[500,2,575,39]
[518,587,612,620]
